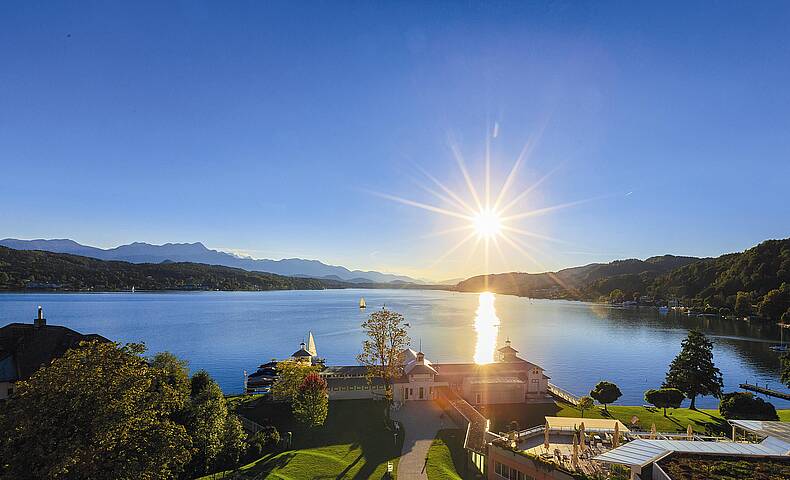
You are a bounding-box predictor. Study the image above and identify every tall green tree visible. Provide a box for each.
[357,309,411,420]
[644,388,685,416]
[590,381,622,413]
[293,373,329,429]
[663,330,723,409]
[0,341,191,480]
[184,370,245,478]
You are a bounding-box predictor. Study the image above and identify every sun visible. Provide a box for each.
[366,123,606,278]
[473,208,502,238]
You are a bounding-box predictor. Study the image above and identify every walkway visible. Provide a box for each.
[392,401,449,480]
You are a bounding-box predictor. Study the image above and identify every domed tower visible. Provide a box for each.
[497,338,520,362]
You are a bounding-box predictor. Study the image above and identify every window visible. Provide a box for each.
[356,386,362,390]
[494,462,532,480]
[341,386,347,391]
[364,386,370,390]
[531,379,538,384]
[332,387,339,391]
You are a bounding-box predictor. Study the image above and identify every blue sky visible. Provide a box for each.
[1,1,789,280]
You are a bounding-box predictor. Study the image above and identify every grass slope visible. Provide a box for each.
[425,429,485,480]
[200,399,400,479]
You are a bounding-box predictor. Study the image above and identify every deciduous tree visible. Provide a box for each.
[590,381,622,413]
[184,370,245,477]
[663,330,723,409]
[272,360,319,402]
[357,309,410,420]
[719,392,778,420]
[0,341,191,480]
[293,373,329,429]
[577,396,594,418]
[644,388,684,416]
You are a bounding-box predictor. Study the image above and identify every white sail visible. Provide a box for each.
[359,297,366,308]
[307,331,317,357]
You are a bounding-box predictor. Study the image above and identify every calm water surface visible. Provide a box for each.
[1,289,787,409]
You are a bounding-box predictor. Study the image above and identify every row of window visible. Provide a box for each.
[494,462,534,480]
[330,385,385,391]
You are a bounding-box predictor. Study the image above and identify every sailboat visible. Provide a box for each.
[769,323,789,352]
[359,297,366,309]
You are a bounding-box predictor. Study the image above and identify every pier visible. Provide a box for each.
[739,383,790,401]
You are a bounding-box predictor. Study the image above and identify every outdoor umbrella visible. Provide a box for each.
[613,422,620,448]
[579,422,585,451]
[687,424,693,440]
[650,423,656,439]
[544,421,550,451]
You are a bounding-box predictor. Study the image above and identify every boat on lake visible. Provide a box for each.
[359,297,366,309]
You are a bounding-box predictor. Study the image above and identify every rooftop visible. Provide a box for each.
[595,438,790,468]
[0,320,108,382]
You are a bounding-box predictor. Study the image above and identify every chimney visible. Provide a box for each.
[34,306,46,328]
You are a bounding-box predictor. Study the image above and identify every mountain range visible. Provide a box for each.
[0,238,423,284]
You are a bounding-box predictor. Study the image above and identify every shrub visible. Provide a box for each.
[246,426,280,458]
[719,392,778,420]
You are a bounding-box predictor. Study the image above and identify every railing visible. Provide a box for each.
[238,414,266,434]
[548,383,580,406]
[436,387,489,454]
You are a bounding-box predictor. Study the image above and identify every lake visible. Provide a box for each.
[1,289,788,409]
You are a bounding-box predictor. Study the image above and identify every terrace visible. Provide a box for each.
[491,417,631,478]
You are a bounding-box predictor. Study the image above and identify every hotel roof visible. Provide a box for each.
[595,438,790,468]
[730,420,790,444]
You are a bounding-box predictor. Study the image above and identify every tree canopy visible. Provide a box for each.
[293,372,329,429]
[272,360,320,402]
[644,388,685,416]
[590,381,622,412]
[0,341,192,480]
[357,309,410,418]
[719,392,779,421]
[0,342,245,480]
[664,330,723,409]
[577,396,594,418]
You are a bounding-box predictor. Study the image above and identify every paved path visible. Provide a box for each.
[392,401,452,480]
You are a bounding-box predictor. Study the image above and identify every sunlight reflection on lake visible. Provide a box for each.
[473,292,500,364]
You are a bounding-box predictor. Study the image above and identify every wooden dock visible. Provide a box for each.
[739,383,790,401]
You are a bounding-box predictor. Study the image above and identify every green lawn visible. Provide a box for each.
[425,429,484,480]
[482,401,790,436]
[199,399,400,479]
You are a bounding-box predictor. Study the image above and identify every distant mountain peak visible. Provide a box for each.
[0,238,423,285]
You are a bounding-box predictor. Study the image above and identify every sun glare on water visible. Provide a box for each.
[473,292,500,364]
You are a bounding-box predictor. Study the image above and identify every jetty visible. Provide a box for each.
[739,382,790,401]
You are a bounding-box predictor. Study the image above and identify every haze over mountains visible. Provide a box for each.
[0,238,424,284]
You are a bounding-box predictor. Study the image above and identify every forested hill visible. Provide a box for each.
[456,238,790,318]
[650,238,789,316]
[455,254,700,300]
[0,246,343,292]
